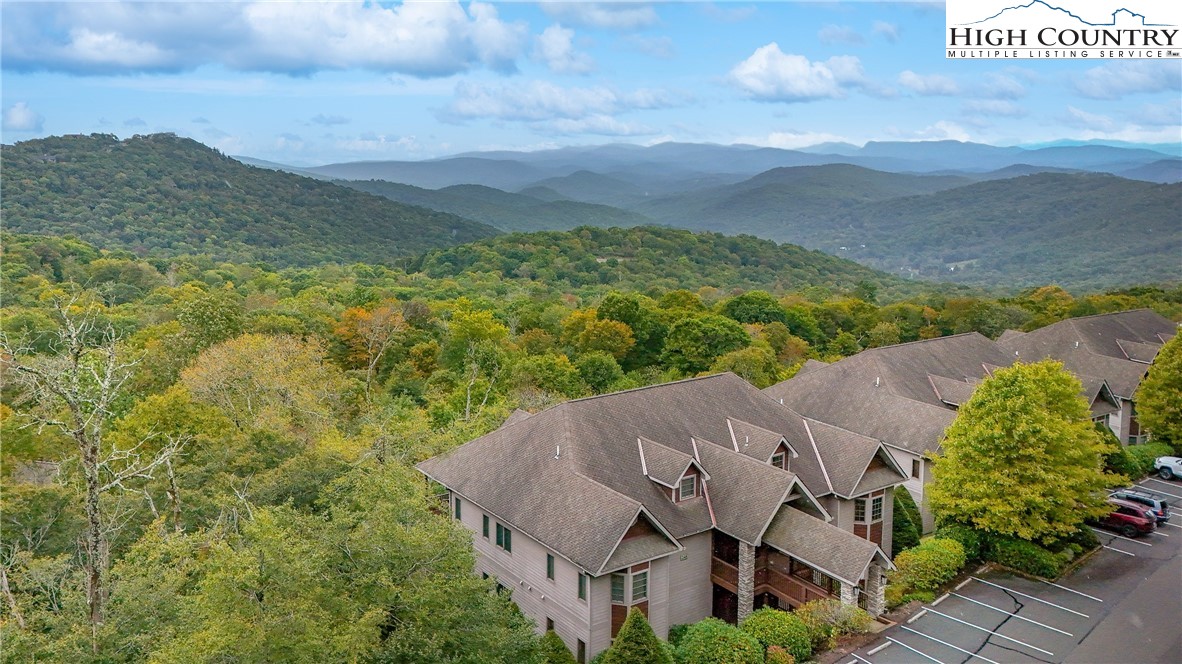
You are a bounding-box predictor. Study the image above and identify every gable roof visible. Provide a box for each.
[419,373,904,574]
[999,309,1177,399]
[761,506,893,586]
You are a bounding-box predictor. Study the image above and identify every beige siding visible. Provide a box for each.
[647,557,670,637]
[886,447,935,534]
[665,532,713,629]
[452,493,592,658]
[588,574,613,657]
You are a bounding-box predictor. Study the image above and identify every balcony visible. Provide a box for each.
[711,553,835,609]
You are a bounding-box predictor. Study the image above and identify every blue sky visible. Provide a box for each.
[2,1,1179,165]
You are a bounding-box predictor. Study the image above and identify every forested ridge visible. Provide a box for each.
[2,228,1180,660]
[1,133,499,266]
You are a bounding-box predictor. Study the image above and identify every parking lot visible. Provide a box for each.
[847,477,1182,664]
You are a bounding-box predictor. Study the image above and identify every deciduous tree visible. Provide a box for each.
[1137,334,1182,453]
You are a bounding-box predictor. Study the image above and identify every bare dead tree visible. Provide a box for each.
[1,294,183,651]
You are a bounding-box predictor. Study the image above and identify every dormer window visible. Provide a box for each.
[678,474,697,501]
[770,452,785,469]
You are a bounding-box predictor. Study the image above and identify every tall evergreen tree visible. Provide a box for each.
[602,608,673,664]
[539,630,577,664]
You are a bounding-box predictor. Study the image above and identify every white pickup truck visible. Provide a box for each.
[1155,456,1182,480]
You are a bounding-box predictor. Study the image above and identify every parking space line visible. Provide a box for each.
[925,608,1055,656]
[848,652,874,664]
[1040,579,1102,602]
[886,637,945,664]
[1164,522,1182,529]
[1140,479,1182,498]
[971,577,1089,617]
[950,593,1074,636]
[900,626,1000,664]
[1152,530,1169,536]
[1089,527,1153,546]
[1102,544,1135,556]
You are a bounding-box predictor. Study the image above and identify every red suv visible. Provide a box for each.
[1097,498,1157,538]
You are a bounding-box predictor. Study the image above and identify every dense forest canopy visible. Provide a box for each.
[2,135,1180,662]
[1,133,498,266]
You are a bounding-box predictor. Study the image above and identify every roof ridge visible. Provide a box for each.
[560,372,735,406]
[858,331,986,353]
[802,419,834,494]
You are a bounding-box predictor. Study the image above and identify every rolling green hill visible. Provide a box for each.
[1,133,499,266]
[339,179,651,232]
[415,225,952,300]
[830,173,1181,290]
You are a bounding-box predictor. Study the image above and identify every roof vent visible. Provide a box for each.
[1074,341,1080,348]
[875,376,880,388]
[744,435,749,447]
[779,398,784,405]
[554,445,561,459]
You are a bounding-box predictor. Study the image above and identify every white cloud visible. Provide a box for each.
[886,121,971,142]
[445,80,674,123]
[962,100,1027,118]
[741,130,855,150]
[1074,61,1181,100]
[702,3,757,23]
[533,25,594,74]
[981,72,1027,99]
[728,43,865,102]
[2,1,528,77]
[1129,102,1181,127]
[539,2,659,30]
[2,102,44,132]
[1062,106,1118,133]
[898,70,959,96]
[818,25,864,46]
[872,21,900,42]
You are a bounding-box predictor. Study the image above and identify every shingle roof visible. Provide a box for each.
[728,417,798,462]
[603,529,682,572]
[500,408,533,428]
[762,507,891,586]
[1116,339,1161,364]
[927,374,978,407]
[999,310,1176,399]
[638,436,697,488]
[419,373,905,574]
[795,359,830,376]
[803,418,899,498]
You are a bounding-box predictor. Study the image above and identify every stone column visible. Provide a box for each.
[839,580,857,608]
[864,563,886,617]
[737,541,755,623]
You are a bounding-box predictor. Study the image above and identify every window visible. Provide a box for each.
[871,496,884,522]
[771,452,785,469]
[578,574,587,601]
[678,474,696,501]
[547,554,555,580]
[610,573,626,604]
[855,496,884,523]
[482,515,489,539]
[631,571,648,601]
[482,572,489,580]
[911,459,921,479]
[454,497,461,520]
[854,498,866,522]
[495,523,512,552]
[577,640,586,664]
[546,617,554,631]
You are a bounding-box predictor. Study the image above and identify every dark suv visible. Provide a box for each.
[1098,498,1157,537]
[1109,489,1170,525]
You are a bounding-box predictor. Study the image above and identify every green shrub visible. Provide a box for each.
[891,538,966,592]
[1064,526,1100,552]
[935,523,987,561]
[667,624,689,649]
[794,598,874,650]
[602,607,673,664]
[1127,443,1174,476]
[739,608,812,662]
[766,646,796,664]
[540,630,577,664]
[989,537,1063,578]
[899,591,936,605]
[675,618,763,664]
[892,492,921,557]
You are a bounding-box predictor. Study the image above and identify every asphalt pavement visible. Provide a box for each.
[846,476,1182,664]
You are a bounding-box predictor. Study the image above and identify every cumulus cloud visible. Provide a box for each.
[311,114,350,126]
[887,121,971,142]
[898,70,959,96]
[872,21,900,42]
[1074,60,1182,100]
[728,43,866,102]
[1129,102,1182,127]
[539,2,659,30]
[818,25,864,46]
[2,102,44,132]
[962,99,1027,118]
[533,25,594,74]
[2,1,527,77]
[1062,106,1118,132]
[742,130,854,150]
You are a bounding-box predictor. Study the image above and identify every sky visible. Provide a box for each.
[2,1,1180,165]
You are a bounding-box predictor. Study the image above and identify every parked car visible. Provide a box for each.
[1155,456,1182,481]
[1109,489,1170,525]
[1096,498,1157,538]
